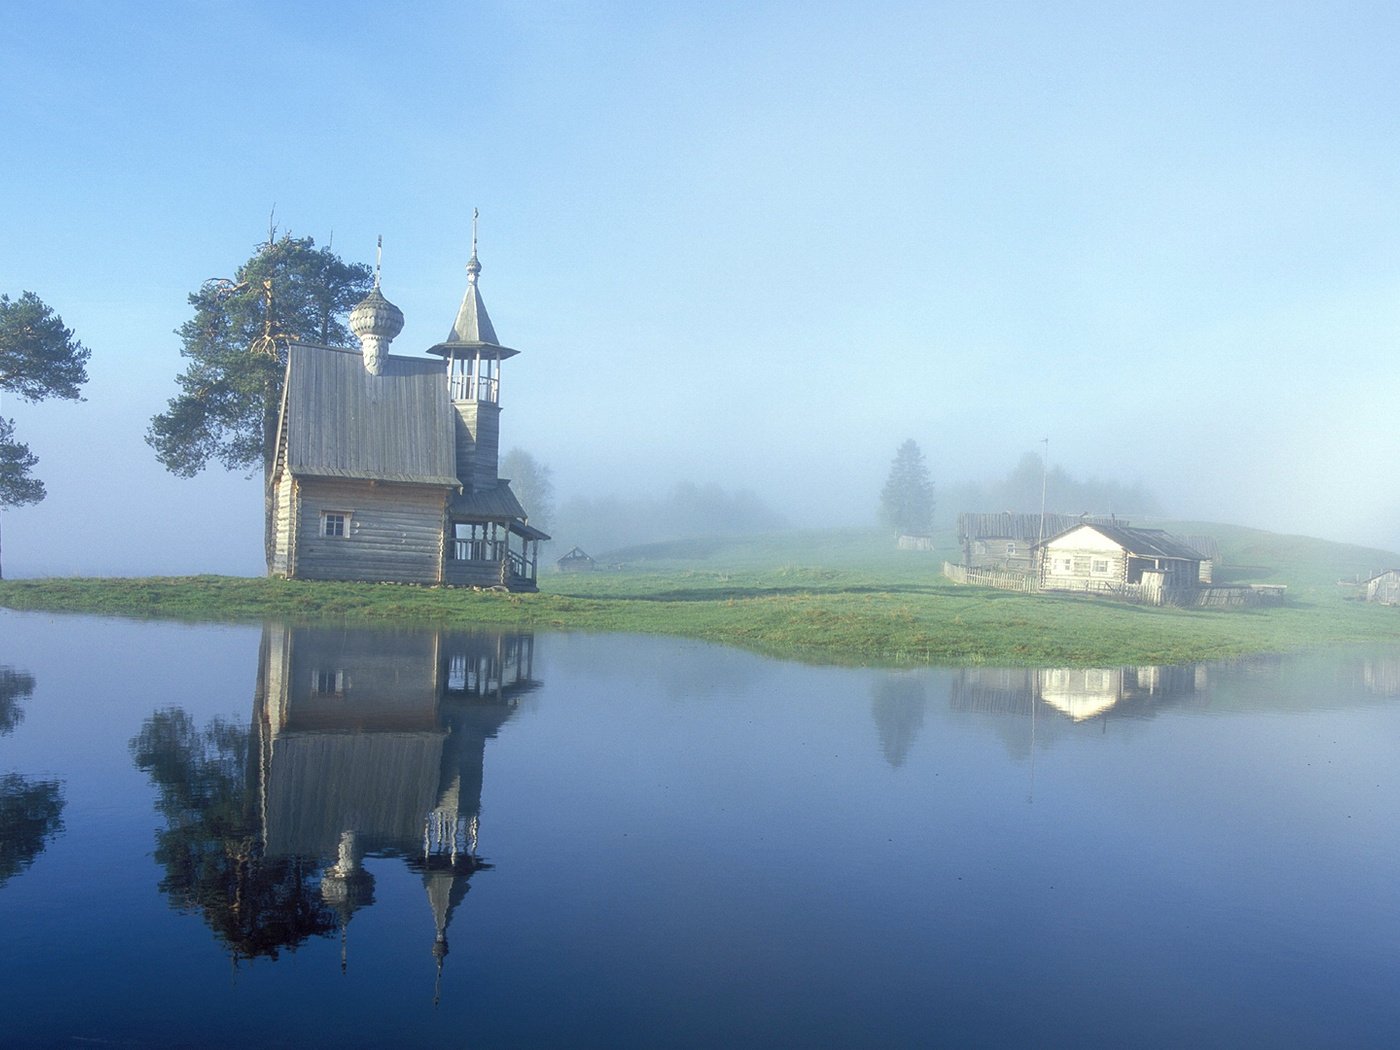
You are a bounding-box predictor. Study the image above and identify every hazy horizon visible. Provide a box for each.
[4,2,1399,577]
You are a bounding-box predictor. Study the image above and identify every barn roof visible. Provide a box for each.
[282,343,459,487]
[1044,523,1205,561]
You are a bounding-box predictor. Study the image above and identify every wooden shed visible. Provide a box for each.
[556,546,595,572]
[1365,569,1400,605]
[269,237,548,590]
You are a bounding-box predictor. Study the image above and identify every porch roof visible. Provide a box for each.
[449,480,527,521]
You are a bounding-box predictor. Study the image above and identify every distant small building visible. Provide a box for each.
[896,534,935,551]
[1038,523,1205,604]
[1365,569,1400,606]
[556,546,595,572]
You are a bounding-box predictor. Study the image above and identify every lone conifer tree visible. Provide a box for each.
[879,439,935,537]
[0,291,91,578]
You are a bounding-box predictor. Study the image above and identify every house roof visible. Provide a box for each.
[1043,523,1206,560]
[958,512,1124,543]
[281,343,460,487]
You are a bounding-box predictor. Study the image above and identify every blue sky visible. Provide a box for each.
[2,1,1399,574]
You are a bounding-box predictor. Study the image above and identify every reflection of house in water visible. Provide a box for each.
[1361,653,1400,697]
[952,664,1207,723]
[254,624,537,989]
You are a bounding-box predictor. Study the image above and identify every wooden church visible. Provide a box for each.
[269,233,548,589]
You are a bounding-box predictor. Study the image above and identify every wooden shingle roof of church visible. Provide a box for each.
[280,343,459,487]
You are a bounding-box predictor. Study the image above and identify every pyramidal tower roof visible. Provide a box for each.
[427,210,518,360]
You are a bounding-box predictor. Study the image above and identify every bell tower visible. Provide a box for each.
[426,211,519,494]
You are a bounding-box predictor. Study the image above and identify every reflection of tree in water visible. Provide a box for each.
[0,666,36,737]
[0,773,64,887]
[871,676,928,768]
[0,664,65,888]
[130,708,336,961]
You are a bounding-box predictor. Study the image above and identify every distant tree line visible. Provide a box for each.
[944,451,1163,520]
[555,481,787,557]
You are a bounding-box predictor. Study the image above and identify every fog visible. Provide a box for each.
[3,3,1399,577]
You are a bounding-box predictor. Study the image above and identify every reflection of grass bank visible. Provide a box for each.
[2,525,1398,666]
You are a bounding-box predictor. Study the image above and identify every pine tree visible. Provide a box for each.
[146,234,371,568]
[0,291,91,577]
[879,439,935,537]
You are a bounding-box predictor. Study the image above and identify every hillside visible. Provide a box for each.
[584,520,1398,596]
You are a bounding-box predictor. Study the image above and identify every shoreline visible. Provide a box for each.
[2,568,1396,667]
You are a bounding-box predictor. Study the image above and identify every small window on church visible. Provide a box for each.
[313,669,345,696]
[322,511,349,538]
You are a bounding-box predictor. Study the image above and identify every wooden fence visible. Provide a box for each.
[942,562,1039,592]
[944,561,1286,608]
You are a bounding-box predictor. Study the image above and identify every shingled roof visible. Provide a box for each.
[281,343,459,487]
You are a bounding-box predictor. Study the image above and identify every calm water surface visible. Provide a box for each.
[1,609,1398,1048]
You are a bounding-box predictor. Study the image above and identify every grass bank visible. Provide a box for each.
[2,524,1398,666]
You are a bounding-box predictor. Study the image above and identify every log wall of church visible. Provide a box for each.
[271,469,297,576]
[291,478,448,585]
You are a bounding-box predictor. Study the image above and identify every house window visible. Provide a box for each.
[1073,557,1091,574]
[313,669,345,696]
[1006,543,1017,556]
[1092,559,1110,575]
[321,511,349,537]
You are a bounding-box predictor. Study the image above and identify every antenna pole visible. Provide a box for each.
[1036,437,1049,575]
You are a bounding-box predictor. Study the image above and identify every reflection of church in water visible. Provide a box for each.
[952,664,1207,722]
[254,624,536,990]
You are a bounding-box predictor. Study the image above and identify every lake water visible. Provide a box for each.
[1,609,1398,1048]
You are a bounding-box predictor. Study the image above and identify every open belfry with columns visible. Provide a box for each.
[269,219,548,589]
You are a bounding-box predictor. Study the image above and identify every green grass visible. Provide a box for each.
[2,524,1398,667]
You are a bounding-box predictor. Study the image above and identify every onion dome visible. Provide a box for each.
[349,283,405,344]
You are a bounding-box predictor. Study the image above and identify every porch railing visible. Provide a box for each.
[452,539,504,562]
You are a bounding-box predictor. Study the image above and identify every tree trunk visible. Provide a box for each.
[263,377,279,574]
